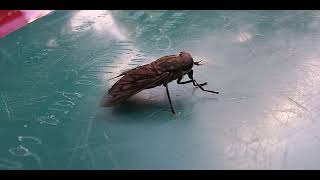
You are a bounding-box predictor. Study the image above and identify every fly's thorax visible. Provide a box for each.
[154,55,181,72]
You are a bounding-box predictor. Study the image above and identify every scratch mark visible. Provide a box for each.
[80,74,99,79]
[9,145,42,168]
[75,80,104,87]
[223,96,249,101]
[28,96,48,101]
[65,69,78,80]
[36,114,60,126]
[48,107,69,114]
[66,144,89,152]
[106,148,118,169]
[18,136,42,145]
[131,58,146,62]
[1,90,12,121]
[11,98,47,109]
[0,158,23,170]
[287,96,310,112]
[84,119,94,144]
[50,54,66,68]
[92,65,118,68]
[78,41,115,71]
[56,91,83,101]
[118,40,134,43]
[99,59,114,63]
[87,70,113,73]
[67,118,94,168]
[86,148,96,169]
[54,100,75,108]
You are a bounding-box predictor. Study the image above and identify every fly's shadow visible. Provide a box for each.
[99,89,191,122]
[99,86,219,122]
[106,90,186,119]
[191,86,219,103]
[112,95,168,114]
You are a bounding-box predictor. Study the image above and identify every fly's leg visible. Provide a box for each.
[187,70,207,86]
[177,78,207,86]
[177,72,207,86]
[163,83,175,114]
[177,79,193,84]
[181,70,219,94]
[193,80,219,94]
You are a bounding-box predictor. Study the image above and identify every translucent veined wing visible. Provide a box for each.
[100,65,171,107]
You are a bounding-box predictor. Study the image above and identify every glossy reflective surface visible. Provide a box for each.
[1,10,320,169]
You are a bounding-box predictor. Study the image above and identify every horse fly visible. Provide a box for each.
[100,52,219,114]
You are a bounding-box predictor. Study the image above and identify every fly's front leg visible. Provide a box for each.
[177,77,193,84]
[187,70,207,86]
[187,70,219,94]
[193,80,219,94]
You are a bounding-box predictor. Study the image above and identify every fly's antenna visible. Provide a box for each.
[194,60,206,66]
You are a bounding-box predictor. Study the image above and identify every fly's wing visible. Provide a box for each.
[100,65,170,107]
[107,67,138,80]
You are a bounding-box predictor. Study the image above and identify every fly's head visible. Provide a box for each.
[179,51,204,74]
[179,52,194,74]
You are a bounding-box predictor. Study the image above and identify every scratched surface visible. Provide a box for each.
[1,10,320,169]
